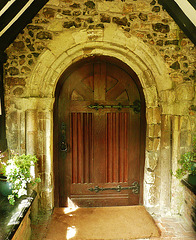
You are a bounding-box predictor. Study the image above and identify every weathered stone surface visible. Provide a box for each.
[70,3,80,8]
[32,52,40,58]
[139,13,148,21]
[21,66,31,74]
[180,131,191,148]
[13,41,25,49]
[152,23,170,33]
[27,25,43,30]
[100,14,111,23]
[165,40,179,45]
[73,10,81,16]
[123,4,134,14]
[6,77,26,86]
[146,152,158,171]
[43,8,55,19]
[189,70,196,81]
[28,59,34,65]
[156,40,163,46]
[7,67,19,76]
[96,23,104,29]
[63,21,81,28]
[160,90,176,104]
[62,10,71,15]
[150,0,156,5]
[146,171,156,184]
[129,13,137,21]
[86,17,94,23]
[13,87,24,95]
[152,6,160,12]
[36,31,53,40]
[113,17,128,26]
[176,83,195,101]
[27,44,35,51]
[84,1,95,9]
[170,61,180,70]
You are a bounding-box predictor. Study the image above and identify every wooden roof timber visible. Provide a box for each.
[158,0,196,46]
[0,0,49,54]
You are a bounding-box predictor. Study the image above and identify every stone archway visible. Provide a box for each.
[17,27,173,212]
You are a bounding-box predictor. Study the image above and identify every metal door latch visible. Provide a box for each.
[60,122,68,152]
[88,181,140,194]
[88,100,141,113]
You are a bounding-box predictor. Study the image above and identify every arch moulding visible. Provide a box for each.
[27,27,172,107]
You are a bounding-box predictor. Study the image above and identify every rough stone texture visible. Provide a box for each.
[3,0,196,216]
[183,185,196,232]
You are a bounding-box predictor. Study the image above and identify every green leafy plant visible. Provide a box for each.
[174,137,196,179]
[0,153,41,205]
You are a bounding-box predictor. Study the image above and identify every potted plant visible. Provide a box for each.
[0,152,41,205]
[174,137,196,186]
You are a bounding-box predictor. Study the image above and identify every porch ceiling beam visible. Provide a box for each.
[158,0,196,46]
[0,0,49,52]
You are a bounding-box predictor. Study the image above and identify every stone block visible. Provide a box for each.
[153,138,160,151]
[176,83,195,101]
[147,124,154,138]
[146,108,153,124]
[180,116,191,131]
[146,151,158,171]
[154,124,161,137]
[146,137,153,151]
[146,171,156,184]
[180,131,192,148]
[123,4,135,14]
[141,69,155,88]
[153,107,161,124]
[160,90,175,104]
[144,86,158,107]
[97,2,123,13]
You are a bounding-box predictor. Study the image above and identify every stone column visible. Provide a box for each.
[13,97,55,213]
[26,109,39,218]
[171,116,184,214]
[38,110,54,211]
[160,115,172,214]
[144,106,161,211]
[26,109,38,155]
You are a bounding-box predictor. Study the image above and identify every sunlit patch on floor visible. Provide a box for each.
[66,226,77,239]
[63,198,79,214]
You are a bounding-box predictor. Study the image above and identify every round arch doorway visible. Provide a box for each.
[53,56,146,207]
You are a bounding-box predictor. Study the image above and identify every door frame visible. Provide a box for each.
[53,56,146,207]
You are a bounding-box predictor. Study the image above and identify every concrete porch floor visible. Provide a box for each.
[31,209,196,240]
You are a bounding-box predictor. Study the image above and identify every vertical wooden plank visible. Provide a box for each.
[94,63,106,101]
[124,113,128,182]
[83,113,88,183]
[128,111,140,183]
[72,113,77,184]
[94,112,106,183]
[112,113,119,182]
[119,113,124,182]
[83,113,93,183]
[106,113,113,183]
[89,113,93,183]
[77,113,83,183]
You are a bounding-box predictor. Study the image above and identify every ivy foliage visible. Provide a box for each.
[1,153,41,205]
[175,137,196,179]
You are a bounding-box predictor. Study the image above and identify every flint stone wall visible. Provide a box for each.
[3,0,196,215]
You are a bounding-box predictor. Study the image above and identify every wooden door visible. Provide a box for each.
[56,58,145,207]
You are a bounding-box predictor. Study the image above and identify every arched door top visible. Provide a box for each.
[27,28,172,106]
